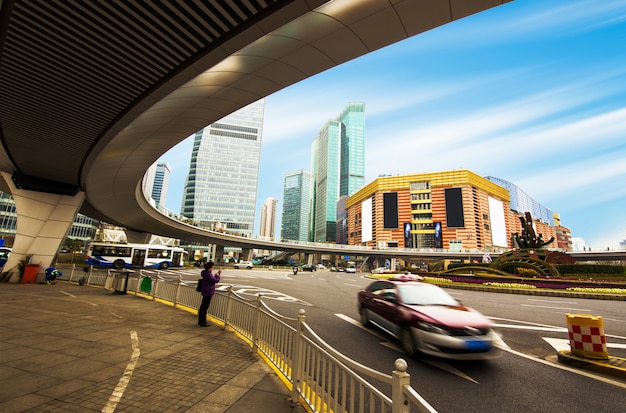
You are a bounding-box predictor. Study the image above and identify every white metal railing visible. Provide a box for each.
[71,267,437,413]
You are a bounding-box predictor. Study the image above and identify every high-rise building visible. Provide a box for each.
[259,197,278,240]
[345,170,514,251]
[310,103,365,243]
[181,99,265,237]
[280,170,311,242]
[143,160,171,208]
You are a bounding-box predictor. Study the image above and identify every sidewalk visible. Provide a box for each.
[0,282,306,413]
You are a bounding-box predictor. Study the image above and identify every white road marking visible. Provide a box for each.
[492,323,567,333]
[501,346,626,390]
[528,299,578,304]
[521,304,591,311]
[61,290,98,306]
[102,330,140,413]
[544,337,626,351]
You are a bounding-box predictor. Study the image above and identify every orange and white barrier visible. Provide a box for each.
[566,313,608,359]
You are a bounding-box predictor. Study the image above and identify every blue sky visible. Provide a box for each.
[160,0,626,250]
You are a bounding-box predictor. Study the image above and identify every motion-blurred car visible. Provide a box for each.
[357,278,498,360]
[301,264,316,272]
[234,261,253,269]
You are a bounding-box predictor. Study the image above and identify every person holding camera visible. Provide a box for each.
[198,261,221,327]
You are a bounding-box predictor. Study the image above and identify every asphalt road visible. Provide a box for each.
[76,266,626,412]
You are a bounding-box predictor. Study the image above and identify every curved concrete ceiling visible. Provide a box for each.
[0,0,510,246]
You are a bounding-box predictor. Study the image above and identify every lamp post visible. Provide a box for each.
[467,230,473,263]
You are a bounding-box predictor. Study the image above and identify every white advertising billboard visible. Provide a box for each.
[361,198,373,243]
[488,197,508,247]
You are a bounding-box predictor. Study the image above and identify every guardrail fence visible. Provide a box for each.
[70,266,437,413]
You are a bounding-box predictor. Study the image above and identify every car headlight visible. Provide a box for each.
[417,322,451,335]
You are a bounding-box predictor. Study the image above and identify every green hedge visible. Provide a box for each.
[446,261,626,276]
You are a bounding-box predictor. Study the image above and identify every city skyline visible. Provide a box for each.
[161,0,626,249]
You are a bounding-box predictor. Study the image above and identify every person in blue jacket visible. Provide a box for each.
[45,267,62,284]
[198,261,221,327]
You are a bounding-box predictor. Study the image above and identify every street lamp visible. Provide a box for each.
[467,230,473,263]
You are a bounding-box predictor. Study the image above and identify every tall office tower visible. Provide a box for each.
[310,103,365,243]
[280,170,311,242]
[259,197,278,240]
[181,99,265,237]
[143,161,171,208]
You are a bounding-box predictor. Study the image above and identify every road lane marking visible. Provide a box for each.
[491,323,567,333]
[61,290,99,307]
[500,346,626,389]
[102,330,140,413]
[544,337,626,351]
[521,304,591,311]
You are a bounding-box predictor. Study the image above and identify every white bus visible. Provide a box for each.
[85,242,186,269]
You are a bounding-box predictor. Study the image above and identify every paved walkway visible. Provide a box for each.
[0,282,306,413]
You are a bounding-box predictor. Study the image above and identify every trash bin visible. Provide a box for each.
[22,264,40,283]
[110,269,134,294]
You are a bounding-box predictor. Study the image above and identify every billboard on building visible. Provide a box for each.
[383,192,398,229]
[444,188,465,228]
[434,221,443,248]
[403,223,412,248]
[361,197,372,243]
[488,197,508,247]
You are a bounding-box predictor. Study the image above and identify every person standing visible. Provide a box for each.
[198,261,221,327]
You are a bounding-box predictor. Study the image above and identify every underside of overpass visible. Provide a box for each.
[0,0,510,275]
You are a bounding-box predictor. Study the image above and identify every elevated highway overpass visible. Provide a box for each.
[7,0,589,274]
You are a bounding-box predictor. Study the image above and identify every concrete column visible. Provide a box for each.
[241,248,253,261]
[306,254,314,265]
[213,245,224,264]
[1,171,85,282]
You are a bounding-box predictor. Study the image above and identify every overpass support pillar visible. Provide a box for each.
[213,245,225,265]
[241,248,253,262]
[306,254,314,265]
[125,230,152,244]
[1,171,85,283]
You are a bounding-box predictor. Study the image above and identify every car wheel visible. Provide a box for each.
[247,266,252,270]
[359,306,371,328]
[400,327,418,356]
[159,262,169,270]
[113,259,125,269]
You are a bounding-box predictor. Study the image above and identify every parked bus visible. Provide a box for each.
[85,243,186,269]
[0,246,10,270]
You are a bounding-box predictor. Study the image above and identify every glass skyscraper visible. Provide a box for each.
[484,176,554,226]
[181,99,265,237]
[143,160,171,208]
[311,103,365,243]
[280,170,310,242]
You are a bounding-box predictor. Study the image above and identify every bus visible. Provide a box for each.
[85,243,186,269]
[346,261,357,273]
[0,246,10,270]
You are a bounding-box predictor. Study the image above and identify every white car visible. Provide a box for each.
[234,261,253,269]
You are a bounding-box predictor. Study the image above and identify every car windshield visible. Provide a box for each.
[397,284,459,306]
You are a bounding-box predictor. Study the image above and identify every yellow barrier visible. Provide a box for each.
[566,313,608,359]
